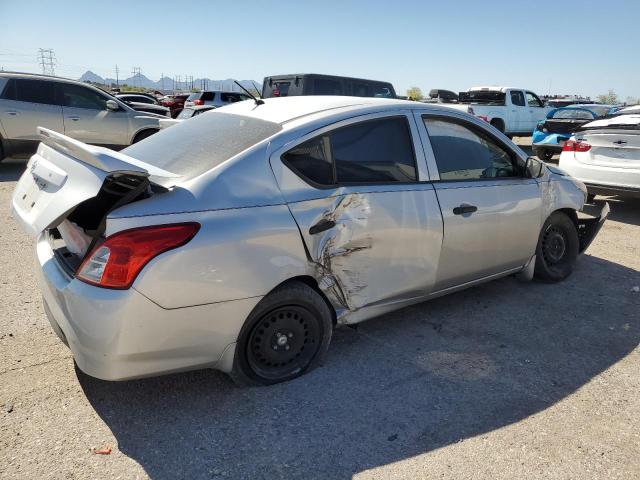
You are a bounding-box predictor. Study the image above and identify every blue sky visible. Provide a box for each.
[0,0,637,99]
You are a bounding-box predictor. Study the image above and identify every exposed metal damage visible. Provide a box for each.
[305,193,374,318]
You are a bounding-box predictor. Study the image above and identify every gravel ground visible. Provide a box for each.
[0,149,639,479]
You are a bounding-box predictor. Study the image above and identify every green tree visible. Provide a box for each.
[596,89,618,104]
[406,87,423,101]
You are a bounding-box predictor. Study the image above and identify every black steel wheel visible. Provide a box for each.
[231,281,333,386]
[535,148,554,162]
[534,212,579,282]
[247,305,322,381]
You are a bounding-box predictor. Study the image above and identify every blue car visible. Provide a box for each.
[532,107,600,161]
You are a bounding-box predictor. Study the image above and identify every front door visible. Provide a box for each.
[420,114,542,290]
[272,113,443,315]
[59,82,130,147]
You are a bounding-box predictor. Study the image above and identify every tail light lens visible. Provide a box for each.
[193,99,204,105]
[76,223,200,289]
[562,139,592,152]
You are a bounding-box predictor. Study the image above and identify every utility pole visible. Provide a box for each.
[38,48,56,75]
[115,65,119,87]
[161,72,164,91]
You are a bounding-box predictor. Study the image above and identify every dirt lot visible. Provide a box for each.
[1,147,639,479]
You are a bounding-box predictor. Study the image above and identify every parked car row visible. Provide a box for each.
[0,72,163,160]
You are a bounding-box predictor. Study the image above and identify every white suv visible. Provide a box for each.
[0,72,162,161]
[184,90,251,108]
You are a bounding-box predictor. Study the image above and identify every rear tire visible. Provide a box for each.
[230,281,333,386]
[132,129,158,144]
[535,148,554,162]
[534,212,579,282]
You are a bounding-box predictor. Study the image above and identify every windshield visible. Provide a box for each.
[123,112,282,183]
[458,91,506,105]
[177,108,195,119]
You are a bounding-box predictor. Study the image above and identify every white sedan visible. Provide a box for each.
[559,114,640,200]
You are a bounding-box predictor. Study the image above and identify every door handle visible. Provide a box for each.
[67,116,80,121]
[6,111,18,116]
[309,219,336,235]
[453,204,478,215]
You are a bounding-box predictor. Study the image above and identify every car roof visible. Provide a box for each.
[0,71,91,87]
[583,114,640,129]
[264,73,394,84]
[216,96,427,125]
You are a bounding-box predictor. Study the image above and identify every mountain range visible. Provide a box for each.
[78,70,261,92]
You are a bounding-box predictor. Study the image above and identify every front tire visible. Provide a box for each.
[230,281,333,386]
[534,212,579,282]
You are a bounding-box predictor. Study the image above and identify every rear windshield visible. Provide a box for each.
[551,109,594,120]
[186,93,202,101]
[123,112,282,183]
[459,91,506,105]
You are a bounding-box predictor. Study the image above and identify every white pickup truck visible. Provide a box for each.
[448,86,552,137]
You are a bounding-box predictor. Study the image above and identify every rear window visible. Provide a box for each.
[123,112,282,183]
[459,90,506,105]
[551,109,594,120]
[186,93,202,101]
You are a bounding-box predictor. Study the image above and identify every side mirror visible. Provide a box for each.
[106,99,120,112]
[525,156,545,178]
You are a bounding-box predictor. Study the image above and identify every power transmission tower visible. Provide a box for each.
[131,67,141,87]
[38,48,56,75]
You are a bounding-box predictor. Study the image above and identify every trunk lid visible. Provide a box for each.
[12,127,179,237]
[575,129,640,169]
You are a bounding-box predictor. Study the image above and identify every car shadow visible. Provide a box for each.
[598,197,640,227]
[78,254,639,480]
[0,158,26,182]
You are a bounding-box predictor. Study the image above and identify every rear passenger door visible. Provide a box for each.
[271,113,443,314]
[0,78,63,140]
[417,112,542,290]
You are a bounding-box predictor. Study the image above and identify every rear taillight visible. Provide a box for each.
[193,99,204,105]
[272,88,280,97]
[76,223,200,289]
[562,139,592,152]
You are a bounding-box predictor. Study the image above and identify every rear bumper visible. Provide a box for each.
[577,202,609,253]
[36,234,260,380]
[532,133,570,151]
[558,154,640,198]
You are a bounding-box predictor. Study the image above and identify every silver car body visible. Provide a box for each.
[12,96,600,381]
[0,73,162,157]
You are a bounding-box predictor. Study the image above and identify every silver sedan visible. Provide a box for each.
[12,96,608,385]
